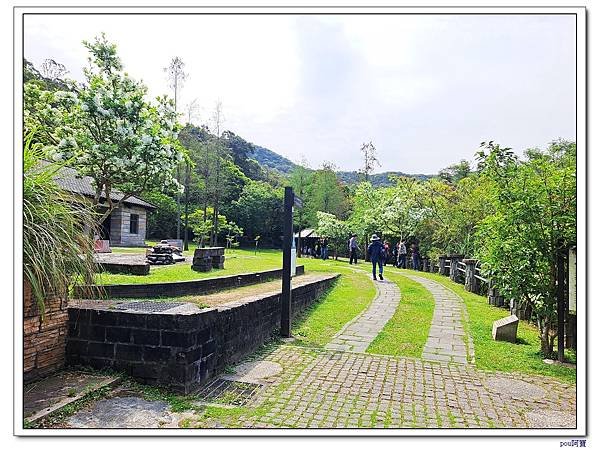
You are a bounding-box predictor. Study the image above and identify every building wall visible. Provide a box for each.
[24,282,68,382]
[109,205,148,247]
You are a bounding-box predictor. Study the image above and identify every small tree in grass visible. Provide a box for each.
[224,221,243,252]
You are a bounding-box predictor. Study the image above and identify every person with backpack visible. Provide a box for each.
[367,234,385,281]
[383,241,391,266]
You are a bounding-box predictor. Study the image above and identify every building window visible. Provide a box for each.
[130,214,139,235]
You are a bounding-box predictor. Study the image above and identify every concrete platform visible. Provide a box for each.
[24,371,121,424]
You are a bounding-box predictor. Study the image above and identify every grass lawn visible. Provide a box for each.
[392,269,576,383]
[366,272,434,358]
[95,248,283,285]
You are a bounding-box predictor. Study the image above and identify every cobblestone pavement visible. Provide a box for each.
[187,345,576,429]
[325,277,401,353]
[403,274,475,365]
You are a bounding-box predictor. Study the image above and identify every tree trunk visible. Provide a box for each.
[539,317,554,357]
[183,163,190,251]
[176,165,181,240]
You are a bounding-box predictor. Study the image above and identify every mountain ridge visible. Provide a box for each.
[250,145,433,186]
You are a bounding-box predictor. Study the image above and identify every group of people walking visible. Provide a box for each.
[349,233,422,281]
[302,238,329,260]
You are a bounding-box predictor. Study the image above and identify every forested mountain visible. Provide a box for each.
[249,145,298,174]
[249,143,433,186]
[336,171,433,186]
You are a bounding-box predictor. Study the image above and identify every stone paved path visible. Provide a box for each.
[403,274,475,365]
[325,276,401,353]
[187,345,577,429]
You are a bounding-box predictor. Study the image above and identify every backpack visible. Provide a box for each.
[379,245,387,260]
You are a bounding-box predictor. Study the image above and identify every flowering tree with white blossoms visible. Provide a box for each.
[24,33,184,224]
[316,211,351,260]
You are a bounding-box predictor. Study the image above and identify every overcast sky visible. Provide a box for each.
[23,14,575,173]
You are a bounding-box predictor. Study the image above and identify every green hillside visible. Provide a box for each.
[336,170,433,186]
[250,145,298,174]
[249,145,432,186]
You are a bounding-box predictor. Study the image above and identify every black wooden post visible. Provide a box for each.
[464,259,478,293]
[281,187,293,337]
[557,244,566,362]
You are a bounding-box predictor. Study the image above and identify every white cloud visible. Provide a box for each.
[23,14,575,173]
[24,14,302,126]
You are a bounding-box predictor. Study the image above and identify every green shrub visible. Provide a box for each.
[23,132,97,313]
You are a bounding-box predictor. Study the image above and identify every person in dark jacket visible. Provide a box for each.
[411,243,421,271]
[348,234,359,265]
[321,238,329,260]
[367,234,385,281]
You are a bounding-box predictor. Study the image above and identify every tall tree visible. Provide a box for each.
[308,162,350,220]
[164,56,187,240]
[209,101,226,246]
[358,141,380,182]
[164,56,187,113]
[230,181,283,245]
[289,158,313,255]
[184,98,200,125]
[315,211,350,260]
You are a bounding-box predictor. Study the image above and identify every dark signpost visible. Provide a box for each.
[281,187,302,337]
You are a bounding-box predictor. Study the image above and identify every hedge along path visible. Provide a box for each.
[325,271,401,353]
[402,273,475,365]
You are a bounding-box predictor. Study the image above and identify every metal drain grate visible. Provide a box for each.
[115,301,183,313]
[196,379,263,406]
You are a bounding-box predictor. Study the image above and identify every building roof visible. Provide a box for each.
[53,165,156,210]
[294,228,321,239]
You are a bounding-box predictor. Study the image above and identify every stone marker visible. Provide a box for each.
[492,314,519,343]
[191,247,225,272]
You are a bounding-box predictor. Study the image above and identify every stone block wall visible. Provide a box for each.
[66,305,217,393]
[66,274,338,393]
[24,282,69,382]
